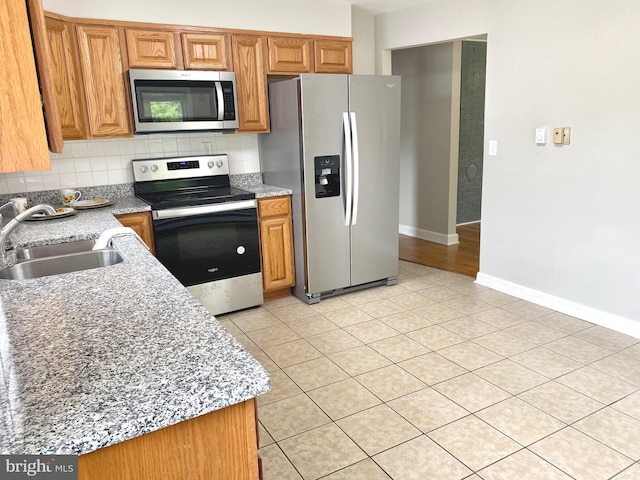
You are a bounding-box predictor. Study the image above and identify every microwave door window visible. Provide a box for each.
[139,91,189,122]
[135,81,216,123]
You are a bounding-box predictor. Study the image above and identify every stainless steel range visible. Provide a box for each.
[133,154,263,315]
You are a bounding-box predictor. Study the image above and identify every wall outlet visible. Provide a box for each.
[202,142,213,154]
[553,128,564,144]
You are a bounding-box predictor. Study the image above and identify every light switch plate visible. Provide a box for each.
[535,127,548,144]
[488,140,497,156]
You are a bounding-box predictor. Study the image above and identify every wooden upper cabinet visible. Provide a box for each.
[0,0,51,172]
[76,25,131,137]
[314,39,352,73]
[182,33,229,70]
[231,35,269,132]
[45,16,88,139]
[125,29,177,69]
[267,37,313,74]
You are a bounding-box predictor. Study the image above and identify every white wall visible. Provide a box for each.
[376,0,640,335]
[351,6,375,74]
[0,0,354,195]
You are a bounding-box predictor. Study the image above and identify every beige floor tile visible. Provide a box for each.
[269,302,319,323]
[411,303,466,323]
[308,296,351,314]
[504,321,568,345]
[373,435,472,480]
[573,325,639,352]
[469,308,527,329]
[398,352,467,385]
[473,330,537,357]
[442,296,494,315]
[476,397,565,446]
[264,296,301,309]
[407,325,465,350]
[612,463,640,479]
[418,285,465,302]
[278,423,367,480]
[259,393,331,441]
[258,422,275,448]
[328,345,392,376]
[621,343,640,362]
[387,291,436,310]
[429,270,471,286]
[356,299,407,319]
[612,390,640,420]
[369,334,431,363]
[478,449,573,480]
[388,387,469,432]
[234,335,279,371]
[433,373,511,412]
[591,352,640,387]
[449,281,489,296]
[518,381,605,423]
[530,427,633,480]
[398,275,441,292]
[227,309,283,332]
[218,318,243,336]
[439,317,498,339]
[573,407,640,460]
[283,356,349,391]
[438,342,504,371]
[344,319,400,343]
[257,369,303,407]
[511,347,582,378]
[246,324,301,348]
[399,260,440,275]
[471,289,519,307]
[377,311,434,333]
[259,444,303,480]
[323,306,375,328]
[556,366,638,404]
[534,311,593,334]
[307,378,381,420]
[545,336,613,364]
[355,365,426,402]
[341,288,384,305]
[306,329,364,355]
[500,300,554,319]
[428,415,520,471]
[475,359,548,395]
[263,339,324,369]
[286,314,339,338]
[321,459,392,480]
[336,404,421,455]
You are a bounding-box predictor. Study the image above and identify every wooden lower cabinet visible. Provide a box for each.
[115,211,155,255]
[78,399,260,480]
[258,196,295,300]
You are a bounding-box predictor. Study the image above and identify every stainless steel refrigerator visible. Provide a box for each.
[259,74,401,304]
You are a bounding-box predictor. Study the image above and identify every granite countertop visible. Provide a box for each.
[0,196,270,455]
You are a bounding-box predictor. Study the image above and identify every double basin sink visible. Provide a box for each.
[0,239,124,280]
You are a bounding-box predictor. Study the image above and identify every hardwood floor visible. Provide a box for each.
[399,222,480,277]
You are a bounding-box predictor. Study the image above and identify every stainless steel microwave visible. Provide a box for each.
[128,69,239,133]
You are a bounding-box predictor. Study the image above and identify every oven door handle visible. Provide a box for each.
[152,199,257,219]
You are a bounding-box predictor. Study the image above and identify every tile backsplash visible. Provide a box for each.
[0,132,260,195]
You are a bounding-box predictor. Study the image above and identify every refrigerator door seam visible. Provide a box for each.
[342,111,353,227]
[350,111,360,226]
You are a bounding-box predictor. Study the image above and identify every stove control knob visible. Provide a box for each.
[216,160,224,168]
[150,164,158,172]
[140,165,148,173]
[207,161,214,168]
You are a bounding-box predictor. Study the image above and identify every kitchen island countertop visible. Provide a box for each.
[0,197,270,455]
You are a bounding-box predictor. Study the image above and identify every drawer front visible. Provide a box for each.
[258,196,290,218]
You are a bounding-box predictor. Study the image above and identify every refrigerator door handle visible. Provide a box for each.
[343,112,353,227]
[350,112,360,226]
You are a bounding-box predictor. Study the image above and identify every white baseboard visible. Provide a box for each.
[399,224,459,245]
[475,272,640,340]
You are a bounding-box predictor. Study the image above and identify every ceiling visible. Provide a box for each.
[327,0,440,15]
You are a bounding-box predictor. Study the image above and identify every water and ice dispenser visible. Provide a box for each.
[314,155,341,198]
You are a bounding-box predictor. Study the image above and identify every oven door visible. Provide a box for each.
[152,200,260,287]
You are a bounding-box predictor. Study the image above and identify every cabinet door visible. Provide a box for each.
[76,25,132,137]
[314,39,352,73]
[115,211,155,255]
[0,0,50,172]
[125,29,177,69]
[267,37,313,74]
[258,197,295,293]
[231,35,269,132]
[45,17,88,139]
[182,33,229,70]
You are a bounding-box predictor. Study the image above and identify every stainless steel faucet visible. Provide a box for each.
[92,227,150,251]
[0,204,57,260]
